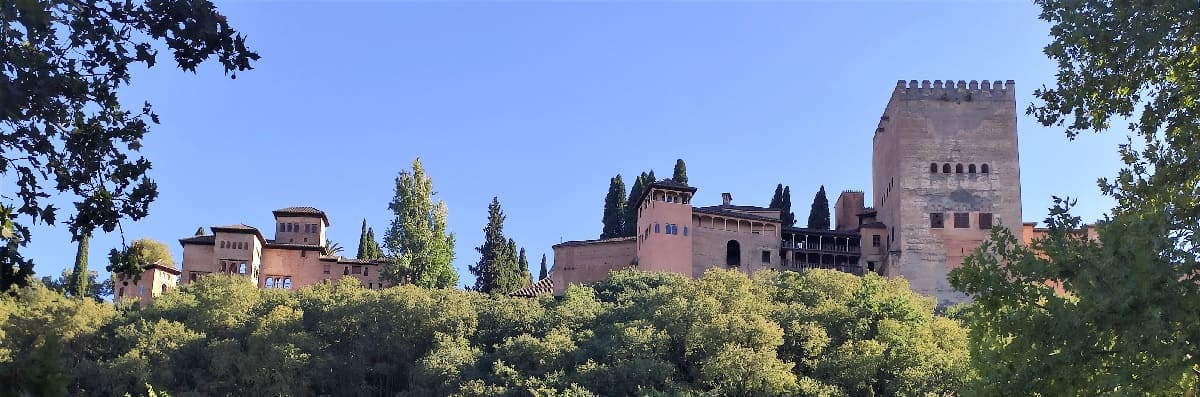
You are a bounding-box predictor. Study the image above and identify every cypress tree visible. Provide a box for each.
[194,227,206,236]
[470,197,520,293]
[356,219,369,259]
[538,254,549,280]
[365,228,381,259]
[623,172,648,237]
[68,234,88,299]
[782,186,796,227]
[769,184,784,209]
[517,247,530,285]
[807,185,831,230]
[647,170,656,184]
[673,159,688,185]
[601,175,627,239]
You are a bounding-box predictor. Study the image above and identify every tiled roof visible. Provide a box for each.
[553,236,636,248]
[693,206,782,223]
[212,223,258,231]
[264,239,323,250]
[510,276,553,298]
[179,235,215,246]
[636,180,698,206]
[272,206,331,225]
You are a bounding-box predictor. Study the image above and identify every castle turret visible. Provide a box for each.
[635,180,697,276]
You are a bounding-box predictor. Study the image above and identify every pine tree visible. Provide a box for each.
[356,219,369,259]
[807,185,830,230]
[769,184,784,209]
[194,227,206,236]
[781,186,796,227]
[601,175,627,239]
[68,234,88,299]
[673,159,688,185]
[623,172,648,237]
[517,247,531,285]
[538,254,549,280]
[383,158,458,288]
[470,197,521,293]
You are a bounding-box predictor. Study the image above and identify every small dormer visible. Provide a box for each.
[272,206,330,245]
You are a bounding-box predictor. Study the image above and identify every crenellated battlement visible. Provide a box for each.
[892,79,1014,101]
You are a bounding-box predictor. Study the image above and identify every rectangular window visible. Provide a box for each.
[353,265,362,274]
[930,213,944,228]
[954,212,970,228]
[978,213,993,229]
[655,224,660,234]
[683,226,688,236]
[762,251,771,264]
[868,261,876,272]
[871,235,880,247]
[311,223,318,232]
[323,264,331,274]
[278,223,284,232]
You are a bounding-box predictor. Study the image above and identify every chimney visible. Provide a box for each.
[721,193,732,206]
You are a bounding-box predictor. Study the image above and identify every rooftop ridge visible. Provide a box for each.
[892,79,1015,101]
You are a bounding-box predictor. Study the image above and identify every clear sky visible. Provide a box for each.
[25,1,1128,287]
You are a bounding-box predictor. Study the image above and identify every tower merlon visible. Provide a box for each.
[893,79,1015,101]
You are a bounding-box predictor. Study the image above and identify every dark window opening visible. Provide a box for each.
[868,261,876,272]
[930,163,938,173]
[954,212,970,228]
[761,250,771,264]
[981,164,990,173]
[872,235,880,247]
[930,213,945,228]
[979,213,993,229]
[968,164,977,173]
[726,240,741,268]
[956,164,964,173]
[942,163,951,173]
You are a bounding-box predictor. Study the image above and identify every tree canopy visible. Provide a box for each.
[0,269,972,396]
[949,0,1200,393]
[672,159,688,185]
[0,0,258,291]
[470,197,523,294]
[383,158,457,288]
[807,185,830,230]
[601,175,626,239]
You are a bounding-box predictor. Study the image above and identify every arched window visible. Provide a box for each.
[930,163,938,173]
[981,164,990,173]
[955,164,964,173]
[968,164,976,173]
[363,267,369,276]
[283,278,292,289]
[942,163,951,173]
[343,267,350,275]
[161,284,167,294]
[266,277,275,288]
[726,240,741,268]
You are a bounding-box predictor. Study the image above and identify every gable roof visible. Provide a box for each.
[179,235,215,246]
[210,224,267,244]
[510,276,554,298]
[636,180,698,207]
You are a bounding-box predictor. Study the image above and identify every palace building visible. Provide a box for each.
[551,80,1026,306]
[178,207,389,292]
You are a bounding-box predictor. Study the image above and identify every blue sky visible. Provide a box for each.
[26,1,1127,287]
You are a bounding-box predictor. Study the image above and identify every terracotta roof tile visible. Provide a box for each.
[510,276,554,298]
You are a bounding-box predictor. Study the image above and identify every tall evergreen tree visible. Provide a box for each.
[623,172,649,237]
[364,228,381,260]
[470,197,521,293]
[647,170,656,184]
[68,234,88,299]
[194,227,206,236]
[517,247,531,285]
[673,159,688,185]
[383,158,458,288]
[781,186,795,227]
[769,184,784,209]
[538,254,549,280]
[601,175,627,239]
[356,219,369,259]
[807,185,831,230]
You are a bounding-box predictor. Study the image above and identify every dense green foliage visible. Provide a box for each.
[672,159,688,185]
[192,227,205,237]
[41,269,112,303]
[0,0,257,291]
[0,269,971,396]
[807,186,830,230]
[69,235,89,299]
[538,254,549,281]
[356,220,384,260]
[601,175,627,239]
[471,197,523,294]
[517,248,531,286]
[949,0,1200,394]
[384,159,457,288]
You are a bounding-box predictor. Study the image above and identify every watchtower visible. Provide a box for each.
[872,79,1023,306]
[634,180,697,276]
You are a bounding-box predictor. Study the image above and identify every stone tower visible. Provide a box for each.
[872,79,1023,306]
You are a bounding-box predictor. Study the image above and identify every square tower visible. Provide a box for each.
[872,79,1023,306]
[272,206,329,245]
[635,180,697,276]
